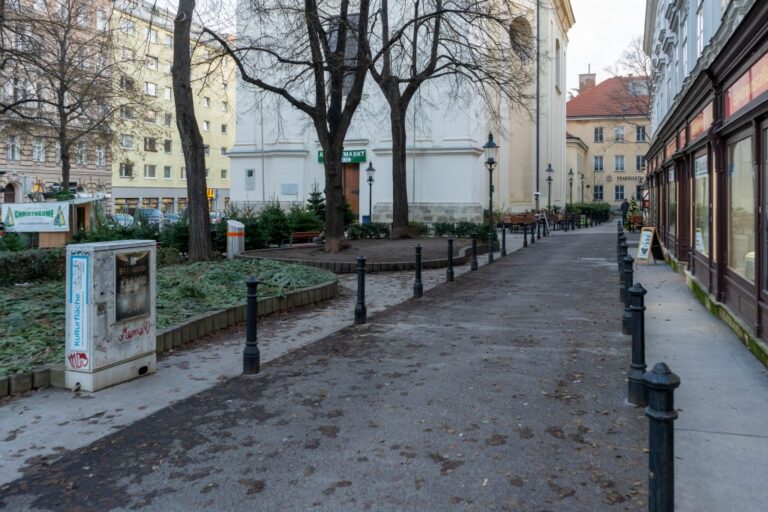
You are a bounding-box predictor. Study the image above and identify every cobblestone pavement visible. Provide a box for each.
[1,226,648,511]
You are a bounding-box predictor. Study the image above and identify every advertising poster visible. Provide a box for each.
[1,202,69,232]
[67,254,90,370]
[115,251,150,322]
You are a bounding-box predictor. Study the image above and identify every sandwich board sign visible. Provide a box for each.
[636,227,663,264]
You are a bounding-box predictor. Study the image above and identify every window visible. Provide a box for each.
[164,87,172,101]
[32,138,45,162]
[245,169,255,190]
[120,20,135,34]
[148,29,159,43]
[221,169,228,179]
[682,36,688,74]
[221,101,229,112]
[593,155,604,171]
[6,135,20,161]
[555,39,562,92]
[614,155,625,171]
[694,154,709,256]
[668,169,677,237]
[119,162,134,177]
[594,184,604,201]
[614,185,625,201]
[636,185,642,201]
[202,120,210,131]
[121,134,135,149]
[96,10,107,30]
[696,6,704,55]
[120,76,135,91]
[165,34,173,47]
[144,82,157,96]
[120,47,134,61]
[636,126,647,142]
[164,113,173,127]
[203,97,210,107]
[614,126,625,142]
[75,142,86,165]
[636,155,645,171]
[164,62,172,74]
[163,166,172,179]
[728,137,755,280]
[145,110,157,124]
[121,105,134,120]
[220,147,227,155]
[180,167,186,180]
[144,137,157,152]
[594,127,604,143]
[221,124,228,134]
[96,145,106,166]
[204,145,210,156]
[146,55,158,70]
[163,139,172,153]
[144,164,156,178]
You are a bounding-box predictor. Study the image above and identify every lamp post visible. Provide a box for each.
[483,132,499,264]
[365,162,375,224]
[580,173,585,203]
[568,168,574,206]
[545,163,553,211]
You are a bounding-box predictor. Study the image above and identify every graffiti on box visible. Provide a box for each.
[67,351,89,370]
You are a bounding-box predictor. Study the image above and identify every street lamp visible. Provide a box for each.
[580,173,584,203]
[365,162,375,224]
[545,163,553,210]
[483,132,499,263]
[568,168,574,206]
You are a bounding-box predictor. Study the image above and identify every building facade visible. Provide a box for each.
[643,0,768,356]
[566,75,650,210]
[110,1,236,215]
[229,0,575,222]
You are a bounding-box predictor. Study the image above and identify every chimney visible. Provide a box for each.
[579,72,596,93]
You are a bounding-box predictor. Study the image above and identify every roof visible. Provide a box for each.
[566,76,650,118]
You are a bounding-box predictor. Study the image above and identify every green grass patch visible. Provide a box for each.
[0,258,336,376]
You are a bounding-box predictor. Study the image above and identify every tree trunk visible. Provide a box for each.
[60,145,71,192]
[390,105,410,238]
[173,0,211,261]
[322,145,347,252]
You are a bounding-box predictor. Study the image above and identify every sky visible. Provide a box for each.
[566,0,648,95]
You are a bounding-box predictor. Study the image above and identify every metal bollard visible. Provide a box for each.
[530,223,535,244]
[446,236,455,282]
[471,234,478,271]
[243,276,261,374]
[501,227,507,256]
[413,245,424,298]
[622,254,634,334]
[523,225,528,247]
[618,236,628,273]
[354,255,367,324]
[644,363,681,512]
[628,282,648,406]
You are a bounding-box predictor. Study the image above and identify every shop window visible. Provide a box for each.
[694,154,709,256]
[162,197,174,213]
[728,137,754,281]
[668,170,677,236]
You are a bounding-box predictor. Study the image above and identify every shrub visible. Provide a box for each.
[408,221,429,237]
[0,233,26,252]
[348,222,390,240]
[0,248,66,285]
[158,246,183,266]
[287,204,323,232]
[259,201,290,245]
[432,222,454,236]
[159,220,190,253]
[307,182,326,223]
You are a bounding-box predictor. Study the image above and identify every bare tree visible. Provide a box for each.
[203,0,371,253]
[604,36,652,139]
[0,0,149,190]
[367,0,534,237]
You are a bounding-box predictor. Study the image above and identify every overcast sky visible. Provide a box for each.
[566,0,648,95]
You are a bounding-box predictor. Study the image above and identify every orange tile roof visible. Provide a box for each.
[567,76,650,118]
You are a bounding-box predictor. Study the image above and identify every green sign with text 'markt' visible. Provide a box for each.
[317,149,366,164]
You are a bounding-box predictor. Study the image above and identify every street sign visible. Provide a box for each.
[317,149,366,164]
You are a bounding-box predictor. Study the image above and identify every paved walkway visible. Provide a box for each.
[0,225,648,511]
[635,258,768,512]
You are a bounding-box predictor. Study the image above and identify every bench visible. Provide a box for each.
[290,231,321,245]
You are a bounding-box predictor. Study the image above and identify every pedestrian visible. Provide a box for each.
[621,198,629,225]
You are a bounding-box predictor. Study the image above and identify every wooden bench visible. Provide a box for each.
[290,231,321,245]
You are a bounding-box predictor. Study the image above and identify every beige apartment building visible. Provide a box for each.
[566,74,650,210]
[110,1,236,215]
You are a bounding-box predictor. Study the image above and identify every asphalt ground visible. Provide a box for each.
[0,226,648,511]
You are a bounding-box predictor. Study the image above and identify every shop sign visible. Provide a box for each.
[317,149,366,164]
[616,175,644,181]
[67,253,90,358]
[1,202,69,233]
[725,52,768,118]
[689,102,714,141]
[207,188,215,199]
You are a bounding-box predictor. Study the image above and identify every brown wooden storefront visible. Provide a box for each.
[646,0,768,340]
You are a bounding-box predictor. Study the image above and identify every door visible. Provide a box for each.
[3,184,16,203]
[342,163,360,215]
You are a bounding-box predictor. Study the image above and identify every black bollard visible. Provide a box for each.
[618,236,628,273]
[622,255,634,334]
[644,363,681,512]
[243,276,261,374]
[413,245,424,298]
[354,255,367,324]
[501,227,507,257]
[471,234,478,271]
[530,223,536,244]
[523,225,528,247]
[446,236,455,282]
[628,282,648,406]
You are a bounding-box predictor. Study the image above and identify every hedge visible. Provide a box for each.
[0,248,66,286]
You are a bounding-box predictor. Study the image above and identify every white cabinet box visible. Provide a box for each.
[65,240,157,392]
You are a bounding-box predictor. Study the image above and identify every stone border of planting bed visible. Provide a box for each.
[241,242,496,273]
[0,279,339,398]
